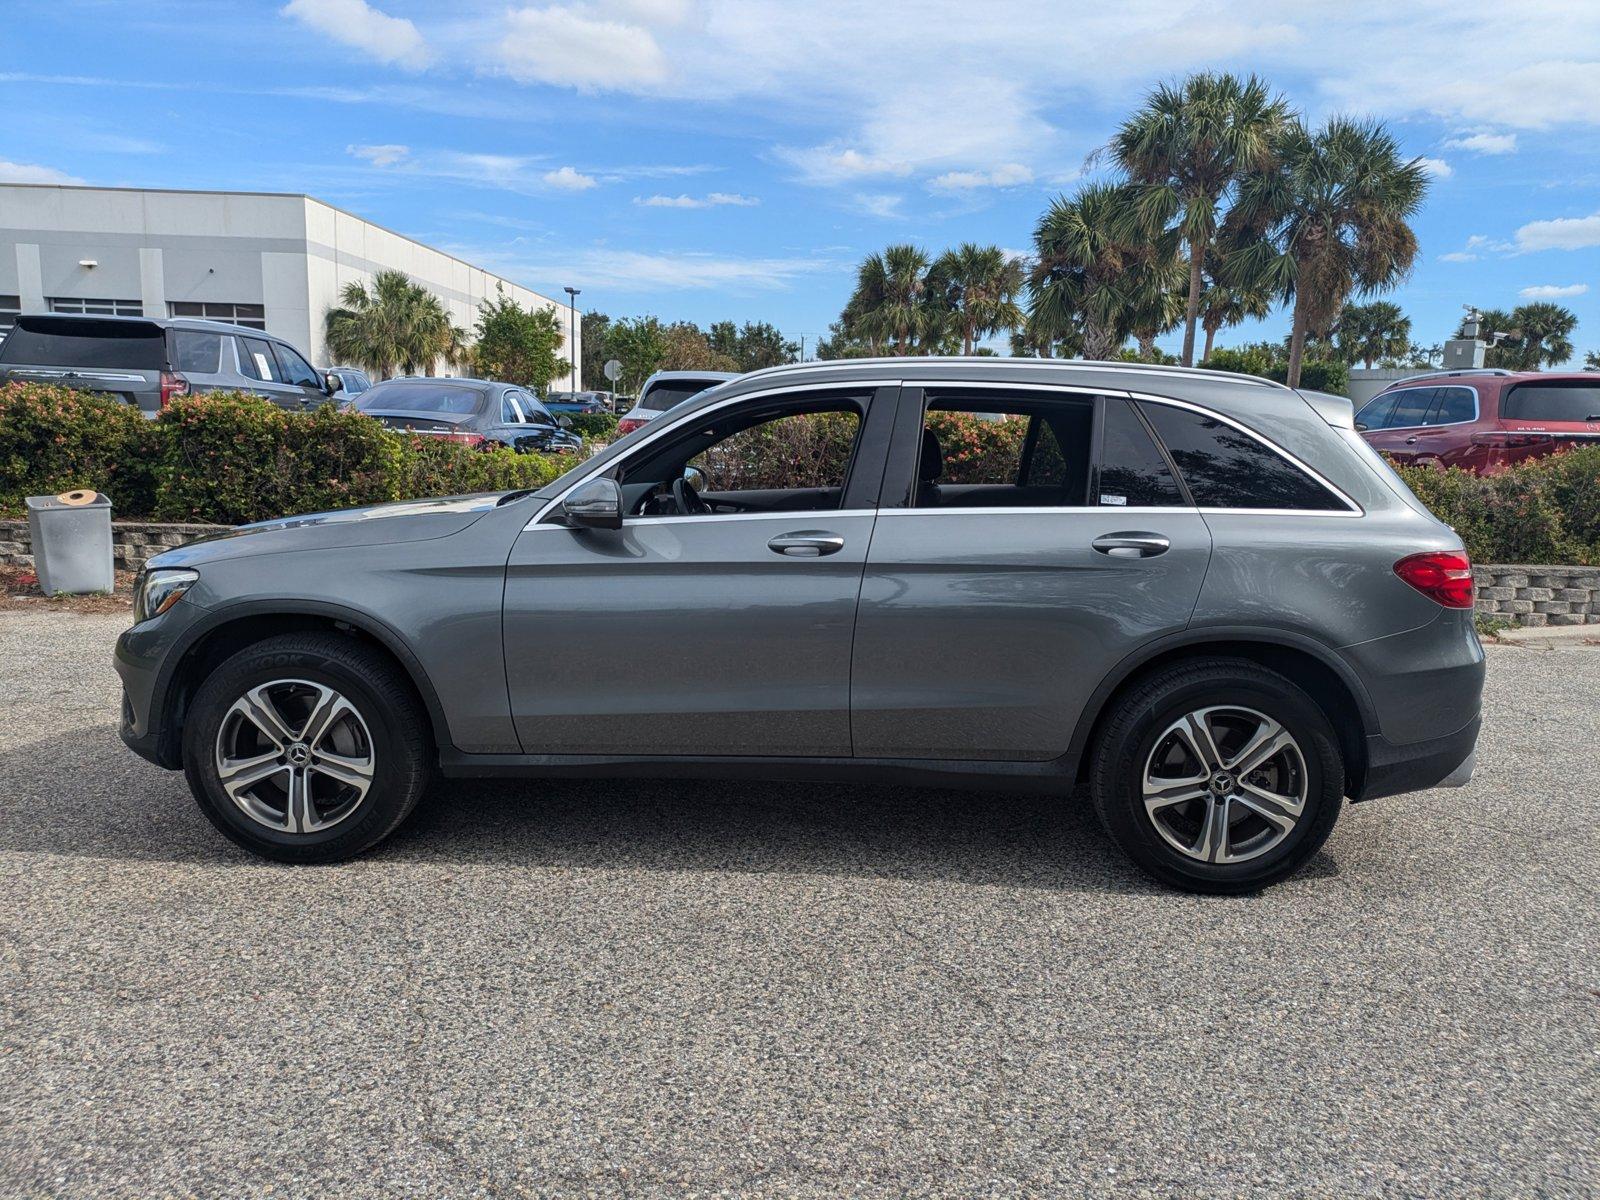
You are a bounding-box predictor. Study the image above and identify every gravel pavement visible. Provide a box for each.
[1,611,1596,1198]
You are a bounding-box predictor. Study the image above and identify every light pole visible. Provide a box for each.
[563,286,580,391]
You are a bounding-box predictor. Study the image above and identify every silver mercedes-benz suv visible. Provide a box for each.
[115,359,1484,892]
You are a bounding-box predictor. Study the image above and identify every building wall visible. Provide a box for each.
[0,185,578,385]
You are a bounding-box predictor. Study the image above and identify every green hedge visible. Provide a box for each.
[566,412,619,440]
[1396,447,1600,565]
[0,384,572,526]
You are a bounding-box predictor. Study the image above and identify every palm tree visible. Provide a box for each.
[1111,72,1291,367]
[847,244,933,354]
[1585,350,1600,372]
[1199,253,1275,361]
[324,270,462,379]
[929,243,1026,355]
[1225,116,1429,388]
[1029,182,1183,361]
[1335,300,1412,368]
[1459,304,1579,369]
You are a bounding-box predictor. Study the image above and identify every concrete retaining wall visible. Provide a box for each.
[1473,564,1600,627]
[0,519,228,573]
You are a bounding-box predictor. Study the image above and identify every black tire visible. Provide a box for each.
[182,632,431,863]
[1089,658,1344,894]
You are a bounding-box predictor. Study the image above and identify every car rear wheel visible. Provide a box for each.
[1089,659,1344,893]
[183,633,430,863]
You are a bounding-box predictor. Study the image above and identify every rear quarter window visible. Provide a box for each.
[1501,383,1600,423]
[169,330,222,374]
[1139,402,1348,511]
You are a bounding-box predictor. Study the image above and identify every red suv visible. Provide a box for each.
[1356,370,1600,473]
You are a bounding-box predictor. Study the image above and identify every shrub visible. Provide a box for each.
[0,382,161,516]
[391,435,569,500]
[1394,457,1576,565]
[566,412,619,440]
[1200,349,1349,395]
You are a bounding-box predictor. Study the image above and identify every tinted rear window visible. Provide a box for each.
[357,382,483,416]
[641,382,715,411]
[1140,402,1346,511]
[1099,398,1184,507]
[0,319,165,369]
[1501,383,1600,423]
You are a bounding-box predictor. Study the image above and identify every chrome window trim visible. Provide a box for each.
[1126,390,1363,516]
[523,379,900,530]
[1369,384,1480,432]
[877,505,1197,517]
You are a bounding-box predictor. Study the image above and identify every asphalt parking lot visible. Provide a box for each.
[1,611,1595,1198]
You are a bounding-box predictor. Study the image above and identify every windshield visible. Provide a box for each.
[1501,383,1600,423]
[356,382,483,415]
[641,381,719,412]
[0,318,165,369]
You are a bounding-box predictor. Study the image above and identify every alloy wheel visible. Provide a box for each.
[1142,705,1308,865]
[214,679,375,835]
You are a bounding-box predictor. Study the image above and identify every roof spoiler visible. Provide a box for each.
[1297,389,1356,429]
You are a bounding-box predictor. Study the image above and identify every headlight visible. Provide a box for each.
[133,568,198,623]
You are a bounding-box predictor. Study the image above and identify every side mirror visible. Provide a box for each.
[326,372,343,394]
[557,414,573,428]
[562,476,623,530]
[1354,422,1368,432]
[682,465,707,491]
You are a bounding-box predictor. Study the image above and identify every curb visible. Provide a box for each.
[1490,623,1600,646]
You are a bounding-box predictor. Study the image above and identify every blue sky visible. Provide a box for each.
[4,0,1600,360]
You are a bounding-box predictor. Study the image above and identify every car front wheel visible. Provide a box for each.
[1089,659,1345,893]
[182,632,431,863]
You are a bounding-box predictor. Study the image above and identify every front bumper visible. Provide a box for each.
[1356,712,1481,802]
[114,598,208,769]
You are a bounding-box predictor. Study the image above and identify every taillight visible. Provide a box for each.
[616,417,645,435]
[159,371,189,407]
[1395,550,1475,609]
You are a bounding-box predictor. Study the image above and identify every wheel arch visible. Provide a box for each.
[1065,628,1377,798]
[149,600,452,769]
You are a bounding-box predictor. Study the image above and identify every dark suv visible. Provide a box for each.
[1357,369,1600,473]
[0,313,338,415]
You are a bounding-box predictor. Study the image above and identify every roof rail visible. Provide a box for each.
[1388,368,1516,383]
[738,356,1292,390]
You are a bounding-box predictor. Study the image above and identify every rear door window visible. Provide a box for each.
[1385,387,1438,429]
[1428,386,1475,425]
[1501,383,1600,423]
[1139,402,1348,511]
[1098,397,1184,507]
[237,336,280,382]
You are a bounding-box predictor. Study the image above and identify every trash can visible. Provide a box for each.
[26,490,115,595]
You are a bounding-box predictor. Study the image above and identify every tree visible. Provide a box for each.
[1111,72,1291,367]
[661,322,739,372]
[1029,182,1184,361]
[471,286,568,390]
[603,316,669,394]
[708,320,800,371]
[1199,268,1274,362]
[1225,115,1429,388]
[1458,304,1579,369]
[928,243,1026,355]
[1334,300,1412,368]
[1585,350,1600,372]
[847,244,935,354]
[581,310,612,390]
[324,269,465,379]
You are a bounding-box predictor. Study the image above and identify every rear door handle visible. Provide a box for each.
[1404,436,1420,445]
[1091,531,1171,559]
[768,531,845,558]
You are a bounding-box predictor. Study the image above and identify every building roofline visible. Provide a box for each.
[0,181,560,309]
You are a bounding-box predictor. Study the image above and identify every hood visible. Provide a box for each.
[146,493,504,568]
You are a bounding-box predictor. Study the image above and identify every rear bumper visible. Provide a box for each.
[1355,712,1481,802]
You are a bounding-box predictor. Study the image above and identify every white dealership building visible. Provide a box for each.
[0,183,579,381]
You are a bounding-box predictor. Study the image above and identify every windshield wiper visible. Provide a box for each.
[495,488,541,507]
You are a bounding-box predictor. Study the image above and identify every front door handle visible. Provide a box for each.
[1092,531,1171,559]
[768,530,845,558]
[1404,436,1420,445]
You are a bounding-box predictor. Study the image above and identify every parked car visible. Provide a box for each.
[115,358,1483,893]
[325,366,372,398]
[543,390,609,415]
[352,377,581,453]
[615,369,739,435]
[1357,368,1600,473]
[0,313,338,415]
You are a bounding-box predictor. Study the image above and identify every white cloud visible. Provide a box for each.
[1444,130,1518,155]
[470,246,837,292]
[500,6,668,91]
[854,193,905,219]
[542,165,599,191]
[347,142,409,167]
[1438,252,1477,263]
[1519,283,1589,299]
[775,144,912,185]
[635,192,759,208]
[1417,157,1453,179]
[929,163,1035,191]
[0,159,84,184]
[281,0,430,69]
[1513,211,1600,252]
